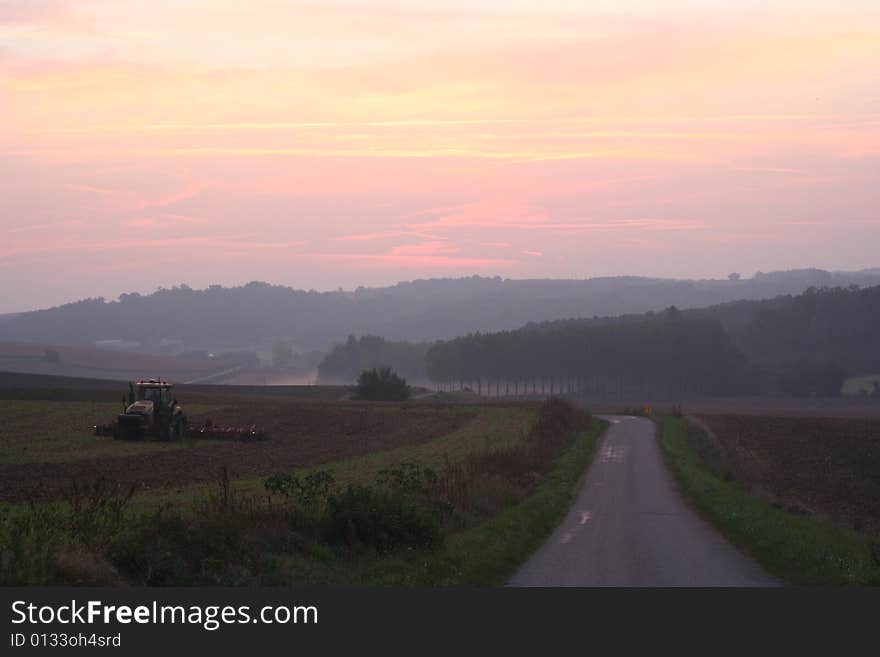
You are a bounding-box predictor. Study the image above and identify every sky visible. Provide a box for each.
[1,0,878,312]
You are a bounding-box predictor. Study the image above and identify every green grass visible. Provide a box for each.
[0,400,219,464]
[131,405,535,510]
[362,417,606,586]
[658,415,880,585]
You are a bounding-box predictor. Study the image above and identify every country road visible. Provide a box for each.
[509,416,777,586]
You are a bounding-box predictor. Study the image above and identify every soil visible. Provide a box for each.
[0,402,474,502]
[695,414,880,534]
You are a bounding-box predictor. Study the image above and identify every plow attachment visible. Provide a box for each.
[94,420,268,442]
[187,420,269,442]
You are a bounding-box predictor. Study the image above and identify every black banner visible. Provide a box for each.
[1,587,875,654]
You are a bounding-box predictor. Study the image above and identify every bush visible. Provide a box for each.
[65,477,135,550]
[108,509,194,586]
[352,367,411,401]
[323,485,441,552]
[0,504,67,585]
[264,470,335,516]
[377,462,437,497]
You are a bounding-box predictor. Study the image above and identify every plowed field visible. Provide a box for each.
[695,414,880,533]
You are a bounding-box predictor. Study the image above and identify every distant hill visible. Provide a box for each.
[2,269,879,357]
[0,340,248,383]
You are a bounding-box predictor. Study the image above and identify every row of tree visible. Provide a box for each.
[425,314,749,399]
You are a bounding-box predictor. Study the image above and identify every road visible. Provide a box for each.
[509,416,777,586]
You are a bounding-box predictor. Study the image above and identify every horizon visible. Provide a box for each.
[4,265,879,315]
[2,1,879,313]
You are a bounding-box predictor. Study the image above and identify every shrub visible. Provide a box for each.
[264,470,335,519]
[352,367,411,401]
[377,462,438,497]
[265,471,334,505]
[0,504,67,585]
[323,485,441,552]
[65,477,135,550]
[108,508,194,586]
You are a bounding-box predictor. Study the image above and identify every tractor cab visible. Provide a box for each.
[136,380,173,406]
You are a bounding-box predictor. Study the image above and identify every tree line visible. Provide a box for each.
[425,311,748,399]
[320,284,880,398]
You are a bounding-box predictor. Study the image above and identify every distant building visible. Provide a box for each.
[94,339,141,351]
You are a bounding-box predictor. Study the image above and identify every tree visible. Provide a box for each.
[271,341,293,367]
[352,367,411,401]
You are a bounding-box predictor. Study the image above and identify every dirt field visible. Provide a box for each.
[694,414,880,534]
[0,371,351,403]
[0,400,220,464]
[0,397,476,502]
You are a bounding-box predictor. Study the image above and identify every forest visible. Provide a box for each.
[319,284,880,399]
[425,313,749,398]
[424,285,880,398]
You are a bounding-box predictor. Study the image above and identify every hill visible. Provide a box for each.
[2,269,878,359]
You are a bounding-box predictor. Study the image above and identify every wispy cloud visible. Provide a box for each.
[1,2,878,310]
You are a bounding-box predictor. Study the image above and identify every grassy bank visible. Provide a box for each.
[658,416,880,585]
[370,416,605,586]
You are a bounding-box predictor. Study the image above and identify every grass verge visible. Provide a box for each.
[658,415,880,585]
[369,416,606,586]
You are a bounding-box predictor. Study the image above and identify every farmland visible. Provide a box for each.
[692,414,880,534]
[0,396,476,502]
[0,340,236,383]
[0,373,602,586]
[660,414,880,584]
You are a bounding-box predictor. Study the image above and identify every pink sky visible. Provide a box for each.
[1,0,879,312]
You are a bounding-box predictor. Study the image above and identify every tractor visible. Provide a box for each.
[106,379,187,441]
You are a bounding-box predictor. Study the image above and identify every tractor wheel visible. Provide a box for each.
[170,417,184,441]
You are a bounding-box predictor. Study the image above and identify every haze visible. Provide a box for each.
[1,0,878,313]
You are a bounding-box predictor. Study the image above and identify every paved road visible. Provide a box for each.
[509,416,777,586]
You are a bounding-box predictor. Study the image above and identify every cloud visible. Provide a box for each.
[407,199,703,235]
[0,0,70,24]
[64,183,119,195]
[389,241,459,256]
[125,213,211,228]
[6,218,84,234]
[521,250,543,256]
[1,234,306,259]
[306,252,511,269]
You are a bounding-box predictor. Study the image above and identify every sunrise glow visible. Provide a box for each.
[2,0,878,311]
